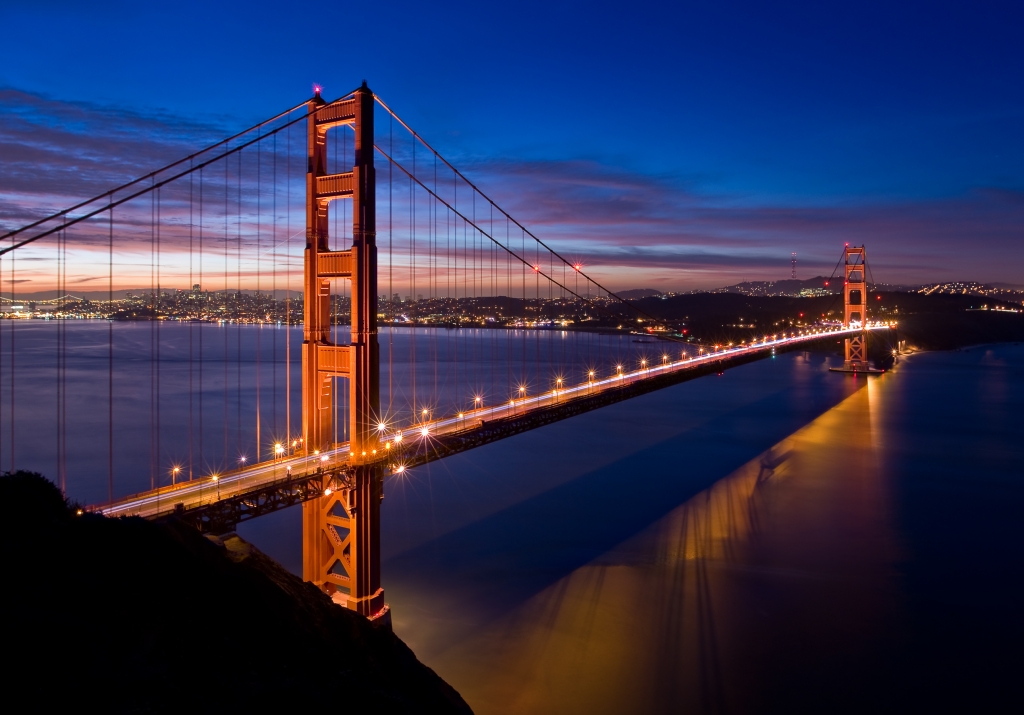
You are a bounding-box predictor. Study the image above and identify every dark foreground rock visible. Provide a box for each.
[0,471,472,714]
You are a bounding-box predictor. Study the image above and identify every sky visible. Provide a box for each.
[1,0,1022,290]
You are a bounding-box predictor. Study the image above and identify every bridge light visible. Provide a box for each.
[394,433,403,443]
[274,443,284,455]
[474,396,482,404]
[420,427,429,437]
[532,265,540,272]
[377,422,386,432]
[395,465,405,474]
[519,386,526,394]
[573,264,582,271]
[458,412,464,418]
[211,475,219,482]
[239,456,247,464]
[324,487,332,496]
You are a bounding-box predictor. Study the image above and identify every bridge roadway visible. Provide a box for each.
[98,325,890,521]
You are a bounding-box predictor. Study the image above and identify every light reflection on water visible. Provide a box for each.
[373,344,1024,713]
[397,370,899,713]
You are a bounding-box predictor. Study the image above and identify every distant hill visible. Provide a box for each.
[619,288,663,300]
[629,291,1024,351]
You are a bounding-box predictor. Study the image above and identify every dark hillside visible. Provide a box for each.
[0,471,472,715]
[632,292,1022,349]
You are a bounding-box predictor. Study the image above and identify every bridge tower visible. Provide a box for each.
[301,83,386,621]
[842,245,869,370]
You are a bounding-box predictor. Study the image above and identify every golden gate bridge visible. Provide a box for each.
[0,82,887,625]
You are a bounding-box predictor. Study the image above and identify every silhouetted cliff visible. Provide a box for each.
[0,471,472,714]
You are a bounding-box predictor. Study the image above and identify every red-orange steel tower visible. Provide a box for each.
[842,245,869,370]
[301,83,386,621]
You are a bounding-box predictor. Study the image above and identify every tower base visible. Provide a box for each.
[829,365,885,375]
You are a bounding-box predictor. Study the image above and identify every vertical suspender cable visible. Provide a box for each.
[188,168,194,483]
[156,186,162,488]
[256,132,262,462]
[199,168,205,479]
[236,151,242,461]
[285,121,291,448]
[224,157,229,466]
[108,195,114,503]
[272,133,277,444]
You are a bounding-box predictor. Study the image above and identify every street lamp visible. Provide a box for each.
[171,466,181,484]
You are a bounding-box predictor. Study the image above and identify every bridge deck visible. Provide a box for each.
[97,326,890,524]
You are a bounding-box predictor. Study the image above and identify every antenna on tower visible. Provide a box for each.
[791,252,797,280]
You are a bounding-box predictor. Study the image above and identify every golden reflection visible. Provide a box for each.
[429,378,902,715]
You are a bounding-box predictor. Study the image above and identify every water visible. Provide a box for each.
[360,343,1022,713]
[0,321,642,504]
[7,321,1023,710]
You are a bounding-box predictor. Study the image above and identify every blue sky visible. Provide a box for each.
[1,0,1022,288]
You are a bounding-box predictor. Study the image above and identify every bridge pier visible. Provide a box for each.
[302,464,386,622]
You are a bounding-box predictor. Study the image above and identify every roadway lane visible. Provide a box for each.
[99,325,889,519]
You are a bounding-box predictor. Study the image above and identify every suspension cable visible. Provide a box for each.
[374,95,663,326]
[0,89,362,257]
